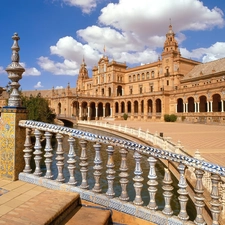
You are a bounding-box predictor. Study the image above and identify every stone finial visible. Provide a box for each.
[11,33,20,63]
[5,33,25,107]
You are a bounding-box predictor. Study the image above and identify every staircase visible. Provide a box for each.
[62,203,111,225]
[0,189,111,225]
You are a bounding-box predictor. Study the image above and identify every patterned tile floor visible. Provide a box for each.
[0,179,79,224]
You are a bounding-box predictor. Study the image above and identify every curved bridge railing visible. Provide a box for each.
[18,120,225,225]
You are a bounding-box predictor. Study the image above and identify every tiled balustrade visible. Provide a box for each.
[18,120,225,225]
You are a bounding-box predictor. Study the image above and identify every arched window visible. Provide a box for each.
[108,87,111,97]
[129,75,131,82]
[147,99,153,113]
[117,86,123,96]
[121,102,125,113]
[137,74,140,81]
[156,99,161,113]
[115,102,119,113]
[187,97,194,112]
[177,98,183,113]
[127,101,131,113]
[151,71,154,78]
[199,96,207,112]
[213,94,221,112]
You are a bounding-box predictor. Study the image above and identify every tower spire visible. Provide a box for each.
[161,22,179,59]
[103,45,106,57]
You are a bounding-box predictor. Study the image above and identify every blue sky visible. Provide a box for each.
[0,0,225,91]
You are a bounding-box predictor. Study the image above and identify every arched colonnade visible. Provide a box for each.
[114,98,162,117]
[57,98,163,120]
[176,93,225,113]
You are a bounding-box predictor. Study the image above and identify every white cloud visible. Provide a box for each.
[41,0,225,75]
[55,86,64,89]
[34,81,43,89]
[38,56,79,75]
[181,42,225,63]
[113,49,159,65]
[202,42,225,62]
[77,26,144,53]
[62,0,97,13]
[0,63,40,76]
[50,36,100,65]
[99,0,224,35]
[20,62,41,76]
[0,66,6,74]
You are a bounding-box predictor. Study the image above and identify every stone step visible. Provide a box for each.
[64,204,111,225]
[0,181,153,225]
[0,189,80,225]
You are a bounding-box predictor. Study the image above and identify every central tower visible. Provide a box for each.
[161,24,180,60]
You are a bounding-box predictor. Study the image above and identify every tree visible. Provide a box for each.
[21,94,56,123]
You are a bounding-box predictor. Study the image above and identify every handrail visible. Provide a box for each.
[18,120,224,224]
[77,120,225,177]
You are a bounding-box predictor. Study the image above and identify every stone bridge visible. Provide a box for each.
[56,114,78,127]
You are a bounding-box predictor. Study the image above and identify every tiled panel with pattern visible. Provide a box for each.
[0,113,15,179]
[0,111,27,180]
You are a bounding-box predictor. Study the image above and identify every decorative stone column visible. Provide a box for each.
[95,106,98,120]
[221,100,224,112]
[118,101,121,119]
[152,99,156,120]
[0,33,27,181]
[130,101,134,120]
[143,99,148,121]
[103,106,105,118]
[138,101,141,120]
[210,101,213,112]
[110,106,113,117]
[87,105,90,121]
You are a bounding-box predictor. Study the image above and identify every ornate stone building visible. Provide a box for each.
[1,24,225,123]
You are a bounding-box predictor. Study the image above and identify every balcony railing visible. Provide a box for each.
[18,120,225,225]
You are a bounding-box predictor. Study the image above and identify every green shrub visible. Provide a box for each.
[164,114,170,122]
[123,113,128,120]
[164,114,177,122]
[170,114,177,122]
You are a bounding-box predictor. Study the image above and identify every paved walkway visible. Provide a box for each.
[0,179,155,225]
[0,179,79,224]
[112,121,225,167]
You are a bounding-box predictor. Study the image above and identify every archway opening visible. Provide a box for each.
[156,99,161,113]
[188,97,194,112]
[90,102,96,120]
[117,86,122,96]
[199,96,207,112]
[177,98,183,113]
[127,101,131,113]
[213,94,221,112]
